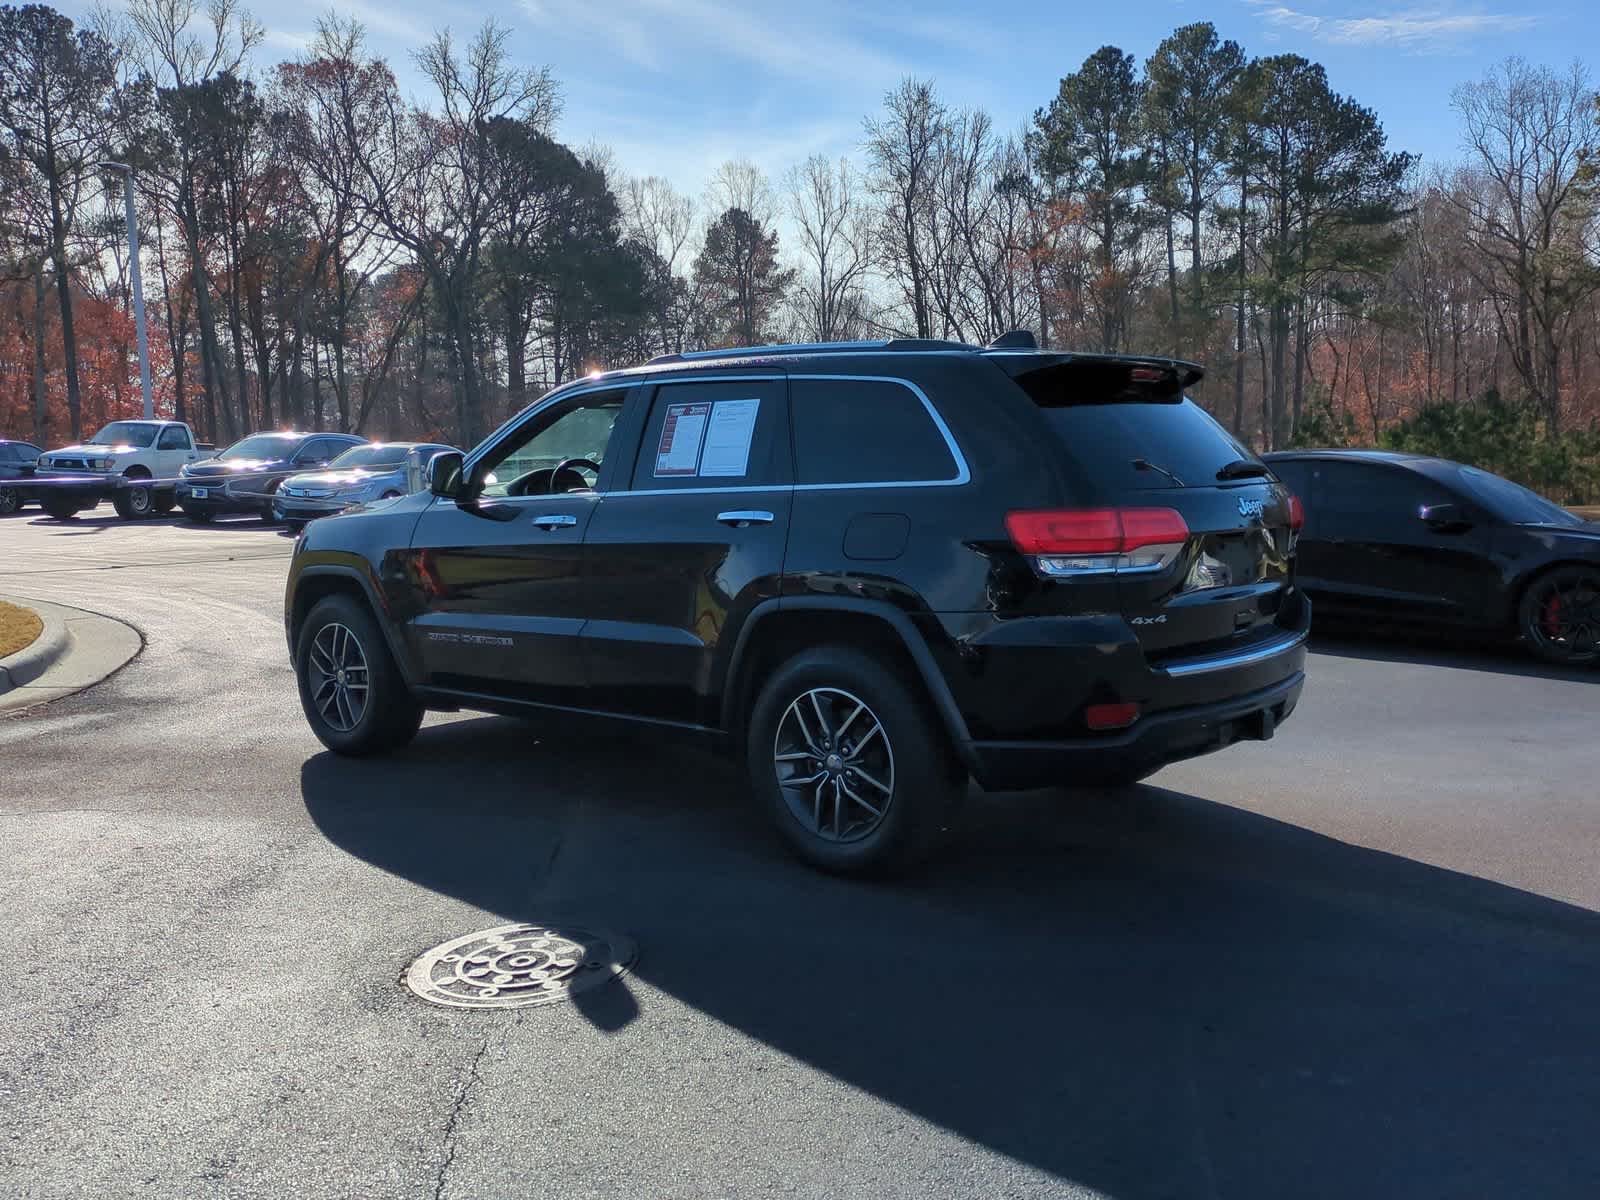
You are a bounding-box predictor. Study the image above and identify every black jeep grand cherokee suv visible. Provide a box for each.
[285,336,1308,873]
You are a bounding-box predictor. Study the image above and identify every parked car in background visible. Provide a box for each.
[1264,449,1600,664]
[0,439,42,514]
[274,442,459,530]
[32,420,202,519]
[286,334,1309,874]
[180,431,366,523]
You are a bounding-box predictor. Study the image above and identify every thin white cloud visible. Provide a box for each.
[1245,3,1536,52]
[518,0,905,83]
[264,29,313,53]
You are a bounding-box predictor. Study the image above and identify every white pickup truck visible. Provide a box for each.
[33,420,204,520]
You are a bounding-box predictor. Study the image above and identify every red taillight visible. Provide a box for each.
[1086,701,1140,730]
[1287,493,1305,532]
[1005,508,1189,556]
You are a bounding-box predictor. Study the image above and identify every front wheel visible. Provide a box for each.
[112,484,154,519]
[746,646,964,875]
[42,496,82,520]
[0,487,18,515]
[152,490,177,515]
[294,593,424,755]
[183,506,213,524]
[1519,566,1600,665]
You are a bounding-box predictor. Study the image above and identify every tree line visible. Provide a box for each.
[0,3,1597,498]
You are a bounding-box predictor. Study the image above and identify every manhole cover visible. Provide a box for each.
[403,922,636,1010]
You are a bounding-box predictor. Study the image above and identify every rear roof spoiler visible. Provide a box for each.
[989,352,1205,394]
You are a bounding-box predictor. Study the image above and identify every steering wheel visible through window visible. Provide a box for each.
[478,394,623,500]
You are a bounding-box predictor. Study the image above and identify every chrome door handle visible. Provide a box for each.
[532,513,579,530]
[717,510,775,527]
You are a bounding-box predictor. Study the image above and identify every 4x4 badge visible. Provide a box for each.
[1238,497,1265,520]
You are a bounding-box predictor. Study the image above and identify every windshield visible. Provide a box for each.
[329,444,411,469]
[1453,465,1586,527]
[89,422,158,448]
[220,435,302,462]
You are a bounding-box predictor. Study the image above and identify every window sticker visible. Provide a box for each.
[698,398,762,477]
[654,402,711,476]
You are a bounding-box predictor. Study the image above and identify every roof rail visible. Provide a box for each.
[646,338,975,366]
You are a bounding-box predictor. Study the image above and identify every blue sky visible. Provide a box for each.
[83,0,1594,195]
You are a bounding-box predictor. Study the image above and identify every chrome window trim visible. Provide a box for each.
[463,371,973,498]
[1156,628,1308,678]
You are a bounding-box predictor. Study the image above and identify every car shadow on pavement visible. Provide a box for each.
[1311,630,1597,684]
[302,717,1600,1199]
[24,512,284,535]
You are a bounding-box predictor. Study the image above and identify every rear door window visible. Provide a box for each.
[1317,462,1455,538]
[630,379,789,490]
[790,378,959,486]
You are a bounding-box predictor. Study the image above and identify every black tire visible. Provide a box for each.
[1518,566,1600,665]
[152,491,177,515]
[294,593,424,755]
[42,496,82,520]
[183,506,213,524]
[0,487,18,515]
[112,484,153,519]
[745,645,965,875]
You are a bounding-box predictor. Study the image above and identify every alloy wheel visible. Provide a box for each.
[0,487,17,515]
[773,687,895,843]
[1530,573,1600,660]
[307,622,370,732]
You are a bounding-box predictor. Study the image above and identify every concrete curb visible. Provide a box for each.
[0,601,68,691]
[0,594,142,714]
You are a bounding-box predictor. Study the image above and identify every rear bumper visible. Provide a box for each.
[965,670,1304,790]
[923,589,1312,789]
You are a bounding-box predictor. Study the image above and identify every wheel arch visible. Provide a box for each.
[722,597,978,773]
[1508,559,1600,631]
[289,564,421,687]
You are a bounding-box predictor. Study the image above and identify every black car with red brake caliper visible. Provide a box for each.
[285,333,1308,874]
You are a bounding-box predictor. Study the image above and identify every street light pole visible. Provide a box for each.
[99,162,154,421]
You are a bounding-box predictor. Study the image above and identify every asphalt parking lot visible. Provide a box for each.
[2,503,1597,1199]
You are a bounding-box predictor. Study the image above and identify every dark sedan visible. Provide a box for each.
[1264,449,1600,664]
[0,439,42,514]
[179,431,366,523]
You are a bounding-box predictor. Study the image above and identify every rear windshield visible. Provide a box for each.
[330,444,411,469]
[1010,365,1257,491]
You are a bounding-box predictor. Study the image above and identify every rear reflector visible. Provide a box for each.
[1288,493,1306,532]
[1006,508,1190,577]
[1086,701,1140,730]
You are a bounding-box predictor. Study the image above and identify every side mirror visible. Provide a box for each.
[430,451,465,499]
[1419,502,1472,533]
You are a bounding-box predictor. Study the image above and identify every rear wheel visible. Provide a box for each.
[1519,566,1600,665]
[152,490,177,515]
[0,487,18,515]
[746,646,964,875]
[294,593,424,755]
